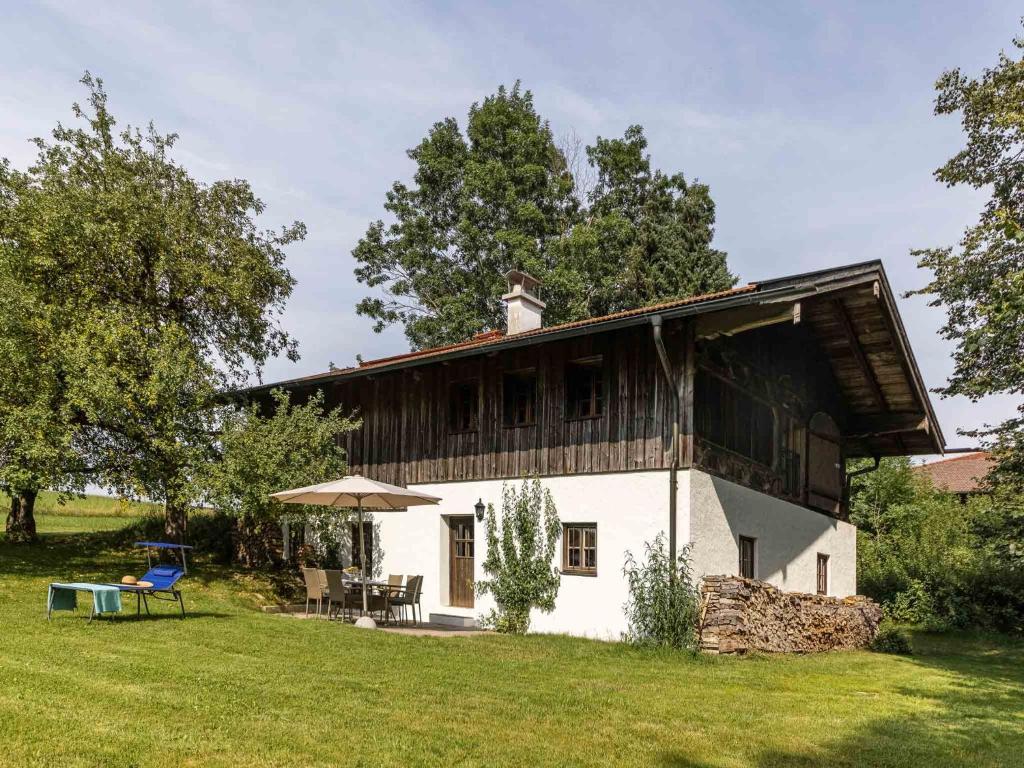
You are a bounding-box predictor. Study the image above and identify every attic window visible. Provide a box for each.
[448,380,479,433]
[503,369,537,427]
[565,356,604,420]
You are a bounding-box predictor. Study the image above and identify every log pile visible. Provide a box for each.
[699,575,882,654]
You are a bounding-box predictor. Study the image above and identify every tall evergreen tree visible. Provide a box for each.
[560,125,735,318]
[354,83,576,349]
[353,85,735,349]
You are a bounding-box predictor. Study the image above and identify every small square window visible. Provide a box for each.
[565,357,604,420]
[503,369,537,427]
[448,380,479,432]
[562,523,597,576]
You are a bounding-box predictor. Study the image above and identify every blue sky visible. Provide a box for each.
[2,1,1020,451]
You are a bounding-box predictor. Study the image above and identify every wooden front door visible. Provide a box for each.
[449,516,475,608]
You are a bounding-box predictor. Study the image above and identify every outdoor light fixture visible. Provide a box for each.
[474,498,485,522]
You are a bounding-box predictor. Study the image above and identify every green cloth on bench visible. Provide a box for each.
[48,583,122,615]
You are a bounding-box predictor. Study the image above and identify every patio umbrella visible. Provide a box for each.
[270,475,441,628]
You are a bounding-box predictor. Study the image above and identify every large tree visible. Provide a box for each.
[353,84,735,350]
[911,29,1024,493]
[557,125,734,319]
[0,74,304,540]
[354,83,576,349]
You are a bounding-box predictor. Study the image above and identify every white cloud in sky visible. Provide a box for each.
[3,0,1022,450]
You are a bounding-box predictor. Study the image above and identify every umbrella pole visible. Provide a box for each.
[358,500,368,616]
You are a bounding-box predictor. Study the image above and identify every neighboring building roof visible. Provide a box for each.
[913,452,994,494]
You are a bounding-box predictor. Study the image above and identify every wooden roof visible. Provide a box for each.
[758,263,943,456]
[247,261,944,457]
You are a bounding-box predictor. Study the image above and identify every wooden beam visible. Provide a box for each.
[831,299,887,411]
[695,303,798,340]
[846,413,929,438]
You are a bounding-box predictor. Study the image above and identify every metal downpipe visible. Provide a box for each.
[650,315,678,567]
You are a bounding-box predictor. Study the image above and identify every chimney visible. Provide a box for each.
[502,270,545,335]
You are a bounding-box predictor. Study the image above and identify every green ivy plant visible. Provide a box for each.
[623,533,701,651]
[477,478,561,634]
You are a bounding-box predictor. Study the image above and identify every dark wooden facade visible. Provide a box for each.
[280,316,848,518]
[321,323,680,486]
[693,321,846,516]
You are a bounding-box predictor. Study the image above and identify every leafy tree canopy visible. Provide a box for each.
[848,457,1024,632]
[354,83,735,349]
[0,74,305,539]
[0,245,89,539]
[911,28,1024,488]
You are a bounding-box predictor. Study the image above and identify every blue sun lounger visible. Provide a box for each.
[107,542,192,618]
[112,565,186,618]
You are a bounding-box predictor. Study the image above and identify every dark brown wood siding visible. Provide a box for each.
[266,315,850,518]
[318,324,680,486]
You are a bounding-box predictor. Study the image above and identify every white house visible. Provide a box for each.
[252,262,943,639]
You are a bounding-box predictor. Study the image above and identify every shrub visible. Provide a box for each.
[623,534,700,651]
[870,623,913,655]
[477,478,561,634]
[207,389,359,568]
[851,457,1024,634]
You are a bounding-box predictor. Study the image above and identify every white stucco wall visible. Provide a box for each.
[348,468,857,639]
[367,471,684,641]
[686,469,857,596]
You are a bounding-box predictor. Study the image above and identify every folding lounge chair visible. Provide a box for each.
[113,565,186,618]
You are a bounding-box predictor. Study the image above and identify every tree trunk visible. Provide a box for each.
[5,489,38,542]
[235,514,276,568]
[164,495,188,543]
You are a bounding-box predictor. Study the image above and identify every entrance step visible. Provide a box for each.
[429,613,478,629]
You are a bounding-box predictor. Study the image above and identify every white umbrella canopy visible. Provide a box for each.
[270,475,441,628]
[270,475,441,509]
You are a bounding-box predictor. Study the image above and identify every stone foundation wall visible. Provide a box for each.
[699,575,882,654]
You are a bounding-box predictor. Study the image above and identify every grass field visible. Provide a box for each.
[1,490,164,518]
[1,520,1022,767]
[1,490,163,535]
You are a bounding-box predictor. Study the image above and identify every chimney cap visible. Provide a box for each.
[505,269,542,297]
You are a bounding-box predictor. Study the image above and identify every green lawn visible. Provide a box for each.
[1,524,1022,767]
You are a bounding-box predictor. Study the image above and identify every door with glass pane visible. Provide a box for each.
[448,516,475,608]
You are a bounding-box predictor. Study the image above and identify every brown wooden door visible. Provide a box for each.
[449,516,475,608]
[807,412,843,515]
